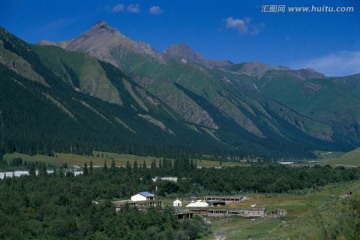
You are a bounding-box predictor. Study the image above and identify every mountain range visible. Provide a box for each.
[1,21,359,160]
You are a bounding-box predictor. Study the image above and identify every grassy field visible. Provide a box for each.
[202,217,282,240]
[319,147,360,167]
[200,180,360,240]
[314,150,345,160]
[4,147,359,169]
[3,151,246,169]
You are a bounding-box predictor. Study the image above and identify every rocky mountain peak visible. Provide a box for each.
[165,43,196,54]
[237,62,273,78]
[90,20,117,34]
[164,43,206,64]
[293,68,326,79]
[273,65,291,71]
[84,20,126,38]
[38,21,165,67]
[207,59,233,68]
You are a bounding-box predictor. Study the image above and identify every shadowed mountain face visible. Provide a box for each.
[1,22,359,159]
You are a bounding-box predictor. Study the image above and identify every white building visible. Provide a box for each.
[186,200,209,208]
[131,192,155,202]
[173,199,182,207]
[278,161,294,165]
[152,176,178,182]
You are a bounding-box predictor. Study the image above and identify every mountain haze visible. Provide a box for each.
[1,21,359,159]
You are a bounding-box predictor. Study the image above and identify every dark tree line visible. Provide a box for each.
[3,155,360,196]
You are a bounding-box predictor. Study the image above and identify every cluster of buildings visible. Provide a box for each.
[112,192,287,219]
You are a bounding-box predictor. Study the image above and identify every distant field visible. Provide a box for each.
[4,147,360,169]
[319,147,360,167]
[200,180,360,240]
[314,150,345,159]
[3,151,246,168]
[4,148,360,169]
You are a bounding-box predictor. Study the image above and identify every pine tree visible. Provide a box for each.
[133,160,138,173]
[126,161,132,175]
[29,163,36,176]
[111,159,116,171]
[39,163,47,176]
[103,160,108,172]
[59,167,64,177]
[151,159,156,169]
[142,160,147,170]
[84,162,88,176]
[0,151,3,166]
[89,161,93,173]
[63,162,68,169]
[190,159,195,170]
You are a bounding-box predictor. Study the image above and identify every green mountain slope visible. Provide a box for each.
[331,73,360,93]
[0,26,234,159]
[2,21,360,159]
[256,71,360,147]
[32,45,122,105]
[98,38,351,150]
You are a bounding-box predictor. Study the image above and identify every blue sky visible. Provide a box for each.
[1,0,359,76]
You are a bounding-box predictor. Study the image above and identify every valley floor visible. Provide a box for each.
[2,149,360,239]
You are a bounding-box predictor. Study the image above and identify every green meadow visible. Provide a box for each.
[3,151,246,169]
[5,146,359,169]
[319,147,360,167]
[201,180,360,240]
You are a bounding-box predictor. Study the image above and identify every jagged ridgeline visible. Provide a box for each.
[1,22,360,159]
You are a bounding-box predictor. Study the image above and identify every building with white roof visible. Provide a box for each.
[131,192,155,202]
[173,199,182,207]
[186,200,209,208]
